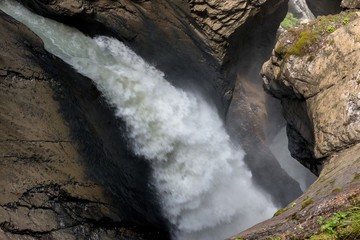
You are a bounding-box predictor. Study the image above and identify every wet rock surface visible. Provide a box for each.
[229,144,360,240]
[0,10,168,240]
[231,10,360,239]
[262,13,360,171]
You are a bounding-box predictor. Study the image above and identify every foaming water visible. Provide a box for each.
[0,1,276,239]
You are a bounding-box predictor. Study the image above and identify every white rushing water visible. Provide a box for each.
[0,1,277,239]
[289,0,315,23]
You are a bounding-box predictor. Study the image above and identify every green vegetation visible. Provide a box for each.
[281,13,301,30]
[326,25,336,33]
[344,17,351,25]
[273,202,297,217]
[276,11,358,59]
[352,173,360,182]
[310,198,360,239]
[329,179,336,186]
[274,208,288,217]
[332,187,343,193]
[301,199,314,210]
[288,212,300,221]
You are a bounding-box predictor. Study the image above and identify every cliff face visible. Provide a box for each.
[228,9,360,240]
[262,11,360,174]
[9,0,304,209]
[0,10,168,239]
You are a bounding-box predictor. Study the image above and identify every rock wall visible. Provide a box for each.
[0,10,168,239]
[188,0,278,60]
[224,0,303,206]
[228,9,360,239]
[305,0,342,16]
[262,11,360,174]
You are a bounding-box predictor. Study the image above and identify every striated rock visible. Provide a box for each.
[229,143,360,239]
[342,0,360,8]
[15,0,229,111]
[0,10,168,239]
[228,10,360,239]
[188,0,261,59]
[261,11,360,174]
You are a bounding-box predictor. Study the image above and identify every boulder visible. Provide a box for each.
[262,12,360,174]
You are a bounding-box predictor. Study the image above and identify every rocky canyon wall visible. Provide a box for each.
[0,9,168,239]
[229,3,360,239]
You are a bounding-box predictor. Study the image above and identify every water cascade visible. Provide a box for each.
[0,1,277,239]
[289,0,315,23]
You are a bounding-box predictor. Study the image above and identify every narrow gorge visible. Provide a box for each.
[0,0,359,240]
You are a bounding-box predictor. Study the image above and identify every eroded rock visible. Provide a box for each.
[262,12,360,173]
[0,10,168,239]
[342,0,360,8]
[228,143,360,239]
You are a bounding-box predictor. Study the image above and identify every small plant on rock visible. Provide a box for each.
[281,13,301,30]
[326,25,336,33]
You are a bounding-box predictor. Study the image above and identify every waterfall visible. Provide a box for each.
[0,1,276,239]
[289,0,315,23]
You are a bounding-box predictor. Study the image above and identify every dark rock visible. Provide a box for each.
[305,0,342,16]
[0,10,169,239]
[225,0,303,206]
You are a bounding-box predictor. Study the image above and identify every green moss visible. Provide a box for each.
[352,173,360,182]
[273,208,288,217]
[326,25,336,33]
[281,13,301,30]
[301,199,314,210]
[343,17,351,25]
[329,179,336,186]
[332,187,343,193]
[310,198,360,239]
[279,11,358,58]
[288,212,300,221]
[275,43,285,55]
